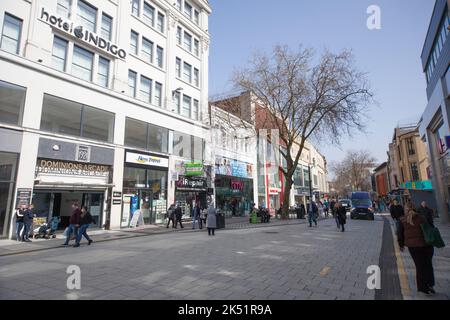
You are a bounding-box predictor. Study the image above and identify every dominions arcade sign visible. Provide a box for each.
[39,7,127,60]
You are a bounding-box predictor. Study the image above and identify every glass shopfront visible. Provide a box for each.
[0,152,18,238]
[175,175,208,218]
[215,175,254,218]
[122,151,168,227]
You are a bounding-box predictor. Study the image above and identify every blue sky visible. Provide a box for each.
[208,0,435,167]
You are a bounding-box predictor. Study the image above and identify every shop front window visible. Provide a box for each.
[0,152,18,238]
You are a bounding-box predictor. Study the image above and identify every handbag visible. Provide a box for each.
[420,223,445,248]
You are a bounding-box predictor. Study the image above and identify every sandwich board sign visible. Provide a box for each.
[129,209,144,228]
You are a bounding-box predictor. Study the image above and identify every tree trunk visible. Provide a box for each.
[282,177,293,218]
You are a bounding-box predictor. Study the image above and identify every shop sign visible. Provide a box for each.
[400,180,433,191]
[39,8,127,60]
[16,188,32,207]
[215,156,253,179]
[231,180,244,191]
[35,159,109,177]
[176,176,207,191]
[126,152,169,168]
[113,191,122,198]
[269,188,280,195]
[185,163,203,176]
[113,199,121,205]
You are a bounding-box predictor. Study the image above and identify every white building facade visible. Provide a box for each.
[0,0,212,239]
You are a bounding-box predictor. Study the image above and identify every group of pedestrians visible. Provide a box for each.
[62,202,95,248]
[166,203,218,236]
[14,203,35,242]
[392,199,439,295]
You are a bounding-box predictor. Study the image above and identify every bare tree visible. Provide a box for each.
[229,45,374,216]
[331,150,377,196]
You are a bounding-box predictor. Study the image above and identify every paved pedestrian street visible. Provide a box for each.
[0,216,448,300]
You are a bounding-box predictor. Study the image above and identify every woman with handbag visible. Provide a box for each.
[397,202,435,295]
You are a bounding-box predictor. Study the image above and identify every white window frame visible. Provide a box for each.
[1,12,22,55]
[141,37,153,63]
[101,13,113,41]
[130,30,139,55]
[98,56,110,88]
[52,35,68,72]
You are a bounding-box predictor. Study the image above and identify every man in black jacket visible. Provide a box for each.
[22,204,34,242]
[174,204,184,229]
[390,199,404,231]
[417,201,434,227]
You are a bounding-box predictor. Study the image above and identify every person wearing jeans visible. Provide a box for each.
[15,206,25,241]
[22,204,34,242]
[63,202,81,246]
[74,206,94,247]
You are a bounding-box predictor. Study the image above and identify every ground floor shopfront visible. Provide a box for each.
[215,175,254,218]
[0,146,19,239]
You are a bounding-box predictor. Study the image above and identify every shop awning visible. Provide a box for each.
[34,182,115,190]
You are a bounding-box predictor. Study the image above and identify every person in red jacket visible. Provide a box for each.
[397,202,435,295]
[63,202,81,246]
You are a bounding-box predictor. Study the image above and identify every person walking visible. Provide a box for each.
[206,204,217,236]
[73,206,94,247]
[166,204,175,228]
[390,199,405,232]
[192,203,200,229]
[22,204,34,242]
[14,206,25,242]
[308,201,318,227]
[417,201,434,227]
[63,202,81,246]
[336,202,347,232]
[333,202,341,229]
[397,203,436,295]
[199,207,207,229]
[174,204,184,229]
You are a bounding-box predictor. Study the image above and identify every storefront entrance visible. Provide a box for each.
[32,190,104,229]
[215,175,254,218]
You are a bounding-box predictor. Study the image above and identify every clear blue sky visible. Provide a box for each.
[208,0,435,167]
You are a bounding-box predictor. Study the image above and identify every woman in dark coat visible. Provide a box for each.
[397,203,435,295]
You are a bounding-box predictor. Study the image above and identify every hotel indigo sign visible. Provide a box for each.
[39,8,127,60]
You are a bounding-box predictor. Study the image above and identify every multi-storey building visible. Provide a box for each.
[0,0,211,238]
[418,0,450,223]
[389,126,435,210]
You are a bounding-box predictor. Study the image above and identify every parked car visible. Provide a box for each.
[350,192,374,220]
[338,199,352,212]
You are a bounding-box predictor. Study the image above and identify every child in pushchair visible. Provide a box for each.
[33,216,61,239]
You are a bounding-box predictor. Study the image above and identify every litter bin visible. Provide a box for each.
[216,210,225,229]
[250,211,258,224]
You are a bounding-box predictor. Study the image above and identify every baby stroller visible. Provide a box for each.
[33,216,60,239]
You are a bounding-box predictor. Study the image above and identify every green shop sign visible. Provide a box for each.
[185,163,203,176]
[400,180,433,191]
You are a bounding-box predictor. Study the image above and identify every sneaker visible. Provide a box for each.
[73,244,80,248]
[62,243,69,246]
[88,240,93,245]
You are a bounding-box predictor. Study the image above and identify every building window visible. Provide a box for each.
[194,39,199,56]
[184,2,193,19]
[101,13,112,41]
[173,91,181,113]
[52,36,68,72]
[173,131,192,159]
[183,62,192,83]
[410,163,419,181]
[184,31,192,52]
[1,13,22,55]
[193,136,203,161]
[194,68,199,87]
[192,99,199,120]
[182,95,191,118]
[176,0,182,11]
[125,117,168,153]
[176,27,182,45]
[71,45,94,81]
[407,138,416,156]
[97,57,110,88]
[77,0,97,33]
[141,37,153,63]
[400,167,405,182]
[40,94,114,143]
[176,58,181,78]
[128,70,137,97]
[130,30,138,55]
[245,137,249,152]
[132,0,140,16]
[194,10,200,25]
[155,82,162,107]
[0,80,26,126]
[156,46,163,68]
[143,2,155,26]
[157,13,165,33]
[140,75,152,103]
[397,145,402,161]
[57,0,72,19]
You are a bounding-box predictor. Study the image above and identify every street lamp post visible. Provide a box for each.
[308,163,313,212]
